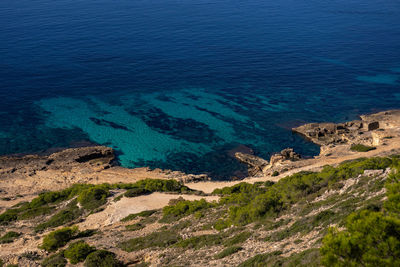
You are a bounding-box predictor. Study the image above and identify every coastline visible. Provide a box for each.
[1,109,400,200]
[1,109,400,265]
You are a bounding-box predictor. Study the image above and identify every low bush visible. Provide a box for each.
[350,144,376,152]
[0,179,194,226]
[119,230,180,252]
[120,210,157,222]
[41,251,67,267]
[320,167,400,266]
[77,187,110,210]
[64,241,95,264]
[214,219,231,231]
[215,246,242,259]
[35,200,83,232]
[161,198,215,222]
[0,231,20,244]
[223,231,251,246]
[238,251,283,267]
[213,156,397,226]
[0,184,105,226]
[84,250,124,267]
[40,226,78,252]
[124,188,150,198]
[115,179,193,195]
[125,223,145,231]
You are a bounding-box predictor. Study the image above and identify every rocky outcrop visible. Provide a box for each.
[235,148,301,176]
[292,110,400,148]
[0,146,210,201]
[0,146,115,176]
[270,148,301,165]
[234,152,269,176]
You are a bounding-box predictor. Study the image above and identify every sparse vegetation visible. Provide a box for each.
[35,199,83,232]
[215,246,242,259]
[120,210,157,222]
[224,231,251,246]
[1,156,399,266]
[125,223,145,231]
[213,157,394,227]
[124,188,150,198]
[350,144,376,152]
[175,234,223,249]
[238,251,283,267]
[161,198,216,223]
[0,231,20,244]
[272,171,280,177]
[119,230,180,252]
[115,179,194,195]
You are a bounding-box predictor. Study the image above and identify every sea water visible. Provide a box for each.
[0,0,399,179]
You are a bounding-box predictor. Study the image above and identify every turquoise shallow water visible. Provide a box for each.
[0,0,399,179]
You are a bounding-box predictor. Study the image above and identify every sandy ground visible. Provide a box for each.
[78,193,220,230]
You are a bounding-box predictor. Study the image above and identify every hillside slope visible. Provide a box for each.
[1,156,399,266]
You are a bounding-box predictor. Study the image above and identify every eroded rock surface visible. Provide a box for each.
[0,146,210,204]
[235,148,301,176]
[292,110,400,148]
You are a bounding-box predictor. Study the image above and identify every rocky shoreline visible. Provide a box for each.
[1,109,400,266]
[1,109,400,202]
[233,109,400,177]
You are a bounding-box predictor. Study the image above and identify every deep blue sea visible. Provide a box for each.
[1,0,399,179]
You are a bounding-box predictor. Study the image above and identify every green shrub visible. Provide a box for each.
[120,210,157,222]
[161,199,215,222]
[0,231,21,244]
[125,223,145,231]
[223,231,251,246]
[64,241,95,264]
[0,180,194,226]
[272,171,279,177]
[124,188,150,198]
[115,179,192,194]
[321,210,400,266]
[238,251,282,267]
[0,184,92,225]
[350,144,376,152]
[215,156,396,227]
[84,250,123,267]
[215,246,242,259]
[214,219,231,231]
[35,200,83,232]
[320,169,400,266]
[119,231,180,252]
[41,252,67,267]
[40,227,78,252]
[77,187,109,210]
